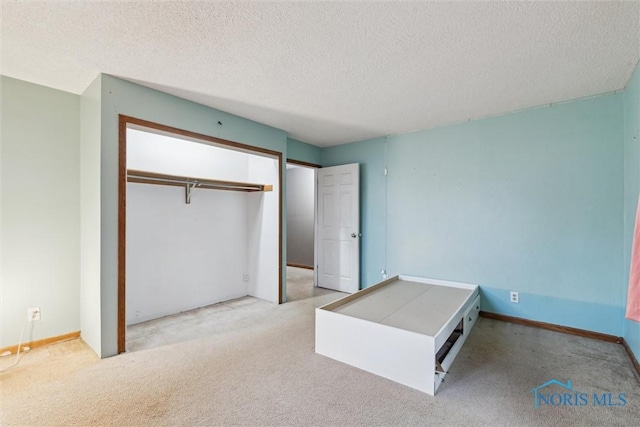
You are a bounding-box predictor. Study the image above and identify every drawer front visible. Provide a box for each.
[464,295,481,331]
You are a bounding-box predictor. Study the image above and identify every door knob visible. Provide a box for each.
[351,233,357,238]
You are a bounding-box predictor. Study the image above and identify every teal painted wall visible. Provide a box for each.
[623,60,640,359]
[322,138,386,288]
[324,94,625,336]
[1,77,81,347]
[99,75,288,357]
[388,94,624,336]
[287,138,322,165]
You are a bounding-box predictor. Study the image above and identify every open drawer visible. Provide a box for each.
[434,294,481,391]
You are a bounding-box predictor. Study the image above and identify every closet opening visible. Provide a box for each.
[118,116,282,353]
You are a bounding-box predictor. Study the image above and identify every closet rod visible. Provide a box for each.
[127,169,273,193]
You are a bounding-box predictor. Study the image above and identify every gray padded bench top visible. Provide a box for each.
[331,279,472,336]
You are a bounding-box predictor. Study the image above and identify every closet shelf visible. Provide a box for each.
[127,169,272,203]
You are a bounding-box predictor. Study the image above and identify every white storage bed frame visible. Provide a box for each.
[315,275,480,395]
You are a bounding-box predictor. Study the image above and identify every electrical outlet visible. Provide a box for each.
[243,273,249,282]
[27,307,41,321]
[510,291,519,304]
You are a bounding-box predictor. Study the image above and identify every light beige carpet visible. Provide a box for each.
[286,266,334,302]
[1,291,639,426]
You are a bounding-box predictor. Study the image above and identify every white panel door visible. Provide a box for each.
[317,163,360,293]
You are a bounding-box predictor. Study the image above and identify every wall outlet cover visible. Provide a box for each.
[510,291,519,304]
[27,307,41,321]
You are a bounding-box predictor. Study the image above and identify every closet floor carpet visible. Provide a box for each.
[126,266,332,352]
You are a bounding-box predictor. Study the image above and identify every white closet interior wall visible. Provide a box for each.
[247,155,280,303]
[126,129,279,325]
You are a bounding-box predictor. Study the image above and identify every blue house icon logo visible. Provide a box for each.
[529,379,574,408]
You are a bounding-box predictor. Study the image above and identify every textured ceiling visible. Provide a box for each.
[2,1,639,147]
